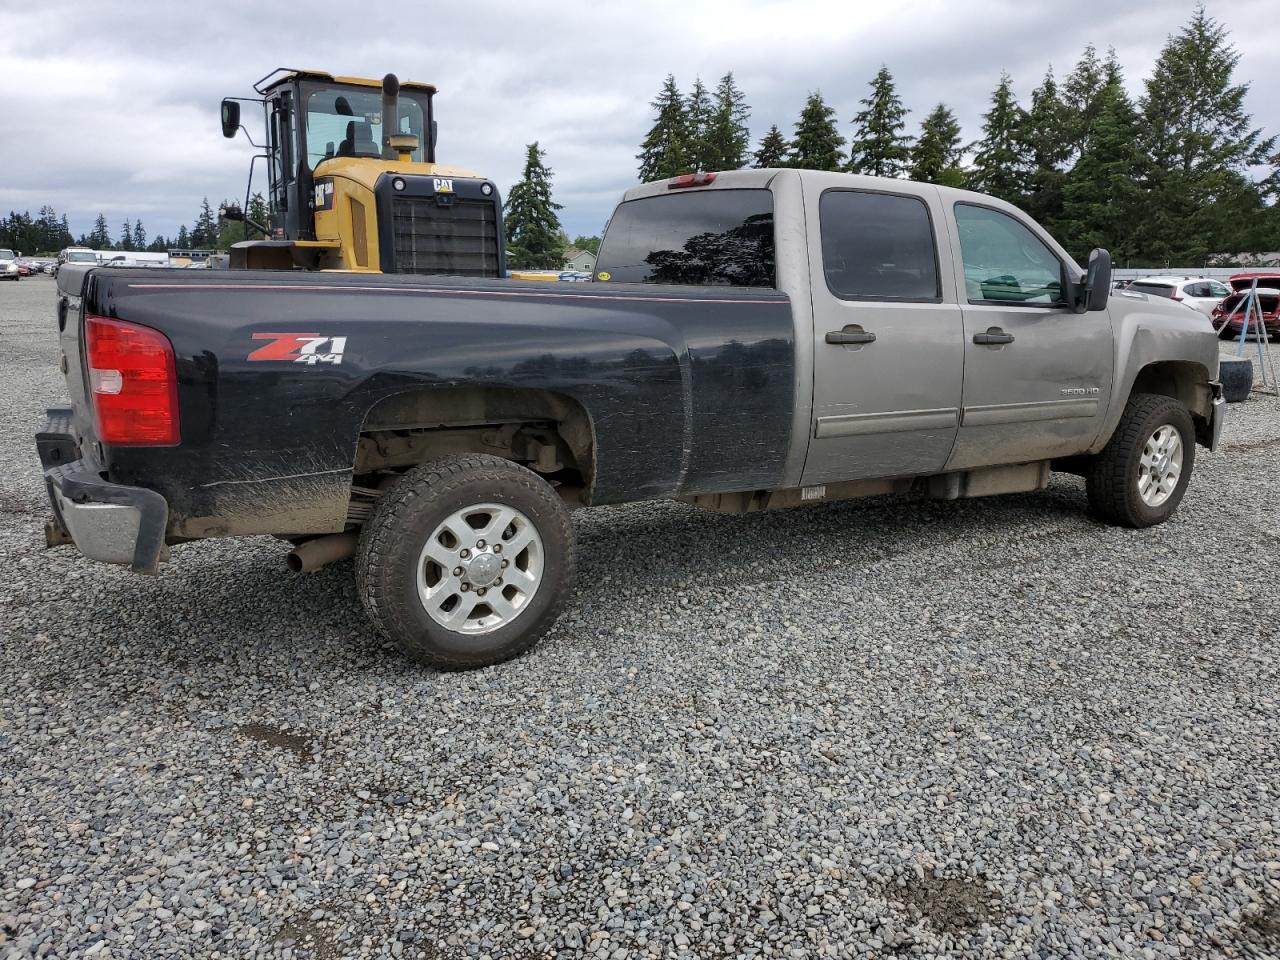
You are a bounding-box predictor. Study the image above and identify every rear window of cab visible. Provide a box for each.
[594,189,775,287]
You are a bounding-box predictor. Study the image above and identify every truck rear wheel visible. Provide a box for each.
[356,455,575,669]
[1085,393,1195,529]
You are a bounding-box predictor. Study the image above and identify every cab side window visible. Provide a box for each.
[955,204,1066,306]
[1209,280,1230,298]
[820,191,940,300]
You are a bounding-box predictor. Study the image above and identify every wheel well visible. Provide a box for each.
[1131,360,1213,418]
[351,386,595,509]
[1129,360,1215,446]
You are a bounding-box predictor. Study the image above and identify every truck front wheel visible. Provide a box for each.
[356,455,575,669]
[1085,393,1196,528]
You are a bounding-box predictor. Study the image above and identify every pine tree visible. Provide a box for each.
[504,142,564,269]
[176,224,190,249]
[788,92,845,171]
[247,192,270,235]
[132,220,146,250]
[847,66,912,178]
[970,73,1030,205]
[1140,5,1275,262]
[685,77,714,171]
[1060,79,1148,264]
[702,72,751,171]
[1021,68,1073,230]
[58,214,72,249]
[89,213,111,249]
[637,75,691,181]
[909,104,964,185]
[1062,44,1104,158]
[753,125,790,168]
[119,219,134,252]
[192,198,218,248]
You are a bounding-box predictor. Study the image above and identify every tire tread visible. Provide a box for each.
[355,454,575,669]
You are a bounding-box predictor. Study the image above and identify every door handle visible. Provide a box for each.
[973,328,1015,345]
[826,326,877,345]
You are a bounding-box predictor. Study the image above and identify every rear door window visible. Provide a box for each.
[1128,282,1177,299]
[595,189,775,287]
[820,191,940,300]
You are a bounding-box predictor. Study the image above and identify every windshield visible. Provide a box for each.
[0,249,14,260]
[303,84,427,166]
[65,251,97,263]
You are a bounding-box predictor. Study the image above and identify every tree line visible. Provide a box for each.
[634,7,1279,266]
[0,195,269,256]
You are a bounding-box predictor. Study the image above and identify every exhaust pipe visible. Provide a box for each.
[287,532,358,573]
[381,73,401,161]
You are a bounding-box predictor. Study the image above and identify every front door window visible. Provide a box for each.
[955,204,1066,306]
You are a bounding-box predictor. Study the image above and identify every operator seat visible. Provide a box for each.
[338,121,379,158]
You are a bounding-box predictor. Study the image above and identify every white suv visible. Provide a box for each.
[1124,276,1230,317]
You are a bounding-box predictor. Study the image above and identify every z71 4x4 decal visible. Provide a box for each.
[248,333,348,365]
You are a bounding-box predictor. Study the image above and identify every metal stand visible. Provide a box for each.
[1219,279,1278,395]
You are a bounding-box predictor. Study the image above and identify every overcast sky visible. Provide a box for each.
[3,0,1277,244]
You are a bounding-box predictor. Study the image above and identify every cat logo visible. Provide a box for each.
[433,178,454,194]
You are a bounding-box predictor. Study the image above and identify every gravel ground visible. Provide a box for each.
[1,275,1278,960]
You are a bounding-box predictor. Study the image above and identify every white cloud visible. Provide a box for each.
[3,0,1276,242]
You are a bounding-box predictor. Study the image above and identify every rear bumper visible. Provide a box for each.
[37,408,169,574]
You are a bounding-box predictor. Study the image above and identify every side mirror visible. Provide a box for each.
[1085,248,1112,312]
[220,99,241,139]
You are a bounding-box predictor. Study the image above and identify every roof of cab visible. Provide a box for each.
[255,68,437,96]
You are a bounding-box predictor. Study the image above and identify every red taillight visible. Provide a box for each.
[668,172,717,189]
[85,315,180,446]
[1170,295,1183,302]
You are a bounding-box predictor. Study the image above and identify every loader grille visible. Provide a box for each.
[390,197,501,278]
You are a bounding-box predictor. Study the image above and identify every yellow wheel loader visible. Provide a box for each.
[220,69,504,276]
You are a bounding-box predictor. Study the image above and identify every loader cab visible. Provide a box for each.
[221,68,503,277]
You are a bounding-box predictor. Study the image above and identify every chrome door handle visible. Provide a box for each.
[825,326,877,345]
[973,328,1015,345]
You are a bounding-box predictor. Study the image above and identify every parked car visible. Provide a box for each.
[37,169,1225,669]
[0,248,21,281]
[1212,272,1280,340]
[1124,276,1231,317]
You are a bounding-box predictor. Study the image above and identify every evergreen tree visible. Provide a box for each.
[637,75,691,181]
[788,92,845,171]
[89,213,111,249]
[119,219,134,251]
[571,235,601,255]
[847,66,912,178]
[176,224,190,249]
[970,73,1030,204]
[247,192,270,235]
[148,235,169,253]
[1139,5,1275,262]
[908,103,964,185]
[685,77,714,171]
[702,71,751,170]
[753,125,790,168]
[1021,67,1073,230]
[1060,79,1148,264]
[58,214,72,249]
[132,220,146,250]
[1062,44,1104,158]
[504,142,564,269]
[192,198,218,248]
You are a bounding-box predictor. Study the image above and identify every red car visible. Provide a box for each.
[1213,272,1280,340]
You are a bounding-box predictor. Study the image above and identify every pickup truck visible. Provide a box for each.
[36,169,1225,668]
